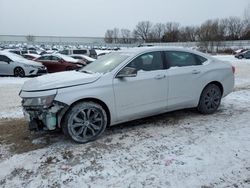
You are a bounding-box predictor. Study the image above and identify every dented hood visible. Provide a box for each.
[22,71,101,91]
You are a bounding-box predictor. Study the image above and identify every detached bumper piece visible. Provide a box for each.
[23,101,67,131]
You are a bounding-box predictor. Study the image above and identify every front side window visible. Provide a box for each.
[73,50,87,54]
[60,50,69,55]
[165,51,206,67]
[126,51,164,71]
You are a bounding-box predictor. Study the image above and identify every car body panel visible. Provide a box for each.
[20,47,235,128]
[35,54,81,73]
[22,71,102,91]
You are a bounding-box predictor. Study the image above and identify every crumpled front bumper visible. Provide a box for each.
[22,101,68,131]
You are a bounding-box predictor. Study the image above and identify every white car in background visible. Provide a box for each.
[20,47,234,143]
[70,54,95,64]
[0,51,47,77]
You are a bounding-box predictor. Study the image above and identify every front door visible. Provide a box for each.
[113,51,168,121]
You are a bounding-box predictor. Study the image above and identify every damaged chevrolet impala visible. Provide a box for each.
[20,47,235,143]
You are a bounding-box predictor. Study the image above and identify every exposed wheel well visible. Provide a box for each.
[204,81,224,95]
[14,66,25,76]
[62,98,111,126]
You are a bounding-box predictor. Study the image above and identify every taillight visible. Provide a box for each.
[232,66,235,74]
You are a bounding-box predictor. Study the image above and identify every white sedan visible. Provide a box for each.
[20,47,234,143]
[0,51,47,77]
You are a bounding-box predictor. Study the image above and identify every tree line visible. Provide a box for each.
[104,6,250,45]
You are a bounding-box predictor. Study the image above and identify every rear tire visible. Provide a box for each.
[66,66,74,71]
[198,84,222,114]
[14,67,25,77]
[62,102,107,143]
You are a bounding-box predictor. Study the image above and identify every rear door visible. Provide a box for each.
[164,51,207,109]
[36,56,56,73]
[50,56,66,72]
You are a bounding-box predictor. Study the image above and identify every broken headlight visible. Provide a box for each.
[22,94,56,108]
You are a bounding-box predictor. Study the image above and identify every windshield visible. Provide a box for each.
[80,52,130,74]
[5,52,26,61]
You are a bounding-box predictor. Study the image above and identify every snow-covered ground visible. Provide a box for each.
[0,55,250,187]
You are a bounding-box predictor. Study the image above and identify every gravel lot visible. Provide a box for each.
[0,55,250,188]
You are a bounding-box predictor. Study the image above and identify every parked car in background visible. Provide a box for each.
[235,50,250,59]
[4,49,38,55]
[60,48,97,59]
[0,51,47,77]
[70,54,95,64]
[22,53,41,60]
[20,47,234,143]
[35,53,83,73]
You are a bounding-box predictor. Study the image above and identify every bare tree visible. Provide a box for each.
[244,3,250,26]
[162,22,180,42]
[104,29,114,43]
[226,17,244,40]
[196,19,221,52]
[243,3,250,39]
[179,26,197,42]
[113,28,119,44]
[152,23,166,42]
[133,21,153,42]
[26,35,35,43]
[120,29,131,43]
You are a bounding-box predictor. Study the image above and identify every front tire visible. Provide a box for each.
[14,67,25,77]
[238,55,243,59]
[62,102,107,143]
[198,84,222,114]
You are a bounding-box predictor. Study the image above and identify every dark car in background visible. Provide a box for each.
[235,50,250,59]
[35,53,83,73]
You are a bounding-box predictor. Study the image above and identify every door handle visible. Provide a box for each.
[191,70,201,74]
[154,74,166,80]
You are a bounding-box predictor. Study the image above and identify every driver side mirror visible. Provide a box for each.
[116,67,137,78]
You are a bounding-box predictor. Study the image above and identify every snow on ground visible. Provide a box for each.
[0,77,30,119]
[0,77,29,86]
[0,55,250,187]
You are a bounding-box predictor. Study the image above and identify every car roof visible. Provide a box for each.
[118,46,212,59]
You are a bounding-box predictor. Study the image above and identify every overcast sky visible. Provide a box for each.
[0,0,249,37]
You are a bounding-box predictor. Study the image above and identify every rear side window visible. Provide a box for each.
[0,55,11,62]
[60,50,69,55]
[10,51,21,55]
[21,50,28,54]
[165,51,206,67]
[71,56,82,60]
[90,49,97,55]
[73,50,87,54]
[37,56,51,61]
[29,50,38,54]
